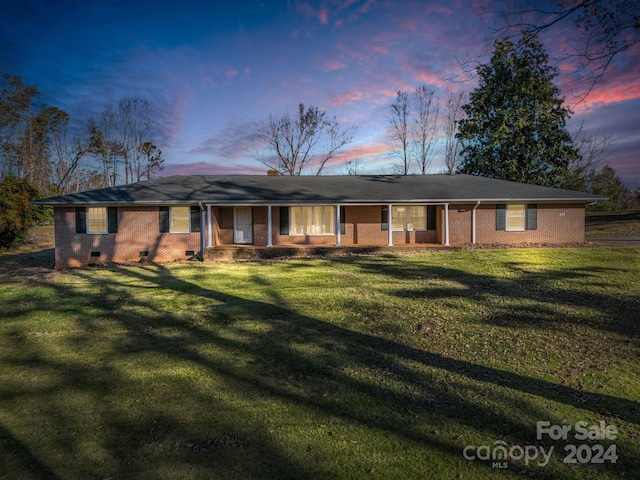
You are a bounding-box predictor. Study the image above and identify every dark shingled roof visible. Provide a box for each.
[33,174,605,205]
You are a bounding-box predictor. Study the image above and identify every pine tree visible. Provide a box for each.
[456,35,579,187]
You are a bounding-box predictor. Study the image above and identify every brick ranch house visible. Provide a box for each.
[34,174,605,268]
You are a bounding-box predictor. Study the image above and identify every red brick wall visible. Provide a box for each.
[54,206,201,268]
[447,204,474,245]
[54,202,586,267]
[436,203,585,245]
[475,203,585,244]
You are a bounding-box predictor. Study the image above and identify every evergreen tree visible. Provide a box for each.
[457,35,579,187]
[586,165,634,212]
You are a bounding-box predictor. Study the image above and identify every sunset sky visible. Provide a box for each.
[2,0,639,188]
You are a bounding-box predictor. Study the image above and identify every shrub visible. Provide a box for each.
[0,176,43,250]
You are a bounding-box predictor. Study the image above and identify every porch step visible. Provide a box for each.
[204,244,447,262]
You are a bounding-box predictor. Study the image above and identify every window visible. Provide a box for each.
[87,207,108,233]
[392,205,426,231]
[506,204,526,231]
[76,207,117,234]
[290,206,335,235]
[496,204,537,231]
[159,206,201,233]
[171,206,190,233]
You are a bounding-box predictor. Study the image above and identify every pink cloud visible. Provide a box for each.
[346,0,378,23]
[399,65,447,88]
[294,0,329,25]
[341,142,389,159]
[331,81,412,107]
[296,0,380,28]
[321,141,390,171]
[323,59,348,71]
[295,1,315,18]
[584,84,640,107]
[157,86,193,142]
[225,66,239,79]
[567,60,640,112]
[371,44,388,54]
[197,65,217,89]
[318,4,329,24]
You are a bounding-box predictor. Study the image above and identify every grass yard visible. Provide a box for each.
[0,245,639,479]
[586,210,640,238]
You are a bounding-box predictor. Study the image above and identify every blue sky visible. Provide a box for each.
[2,0,639,187]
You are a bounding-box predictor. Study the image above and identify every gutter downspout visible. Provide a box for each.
[472,201,480,244]
[199,202,206,261]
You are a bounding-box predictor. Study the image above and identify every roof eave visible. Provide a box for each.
[33,197,606,206]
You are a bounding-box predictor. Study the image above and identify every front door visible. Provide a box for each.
[234,207,253,244]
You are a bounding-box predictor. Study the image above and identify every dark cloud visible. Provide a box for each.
[189,120,263,159]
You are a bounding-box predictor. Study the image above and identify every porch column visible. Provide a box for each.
[444,203,450,246]
[267,205,273,247]
[388,203,393,246]
[335,204,341,246]
[206,204,213,247]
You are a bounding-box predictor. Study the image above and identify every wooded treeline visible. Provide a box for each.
[0,66,165,198]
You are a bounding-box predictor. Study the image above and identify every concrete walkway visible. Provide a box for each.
[589,237,640,247]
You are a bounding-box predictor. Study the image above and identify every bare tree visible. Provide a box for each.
[412,86,439,174]
[488,0,640,97]
[387,90,411,175]
[110,98,156,184]
[257,103,354,175]
[46,107,90,193]
[443,89,465,174]
[341,156,363,175]
[566,122,611,190]
[89,97,163,185]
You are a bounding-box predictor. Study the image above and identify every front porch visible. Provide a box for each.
[204,203,454,250]
[204,243,451,262]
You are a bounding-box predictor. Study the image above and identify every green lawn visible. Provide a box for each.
[1,246,639,479]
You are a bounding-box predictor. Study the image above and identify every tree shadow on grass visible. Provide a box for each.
[336,255,640,338]
[0,261,638,479]
[0,248,55,284]
[0,422,61,479]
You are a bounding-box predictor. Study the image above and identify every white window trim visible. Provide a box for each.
[391,205,427,232]
[289,205,336,236]
[87,207,108,234]
[505,204,526,232]
[170,206,191,233]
